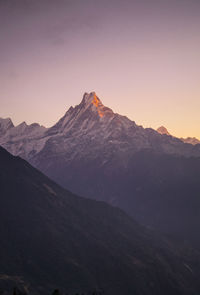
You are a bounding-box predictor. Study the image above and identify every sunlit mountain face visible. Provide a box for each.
[1,92,200,249]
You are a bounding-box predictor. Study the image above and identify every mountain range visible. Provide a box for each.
[157,126,200,145]
[1,92,200,160]
[1,92,200,248]
[1,146,200,295]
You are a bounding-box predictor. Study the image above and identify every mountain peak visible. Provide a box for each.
[49,92,116,135]
[181,137,200,145]
[17,121,27,127]
[83,91,97,101]
[0,117,14,126]
[82,91,101,106]
[157,126,171,136]
[0,117,14,134]
[81,92,112,118]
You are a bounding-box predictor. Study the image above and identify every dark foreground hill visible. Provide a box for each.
[1,147,200,295]
[0,275,29,295]
[52,149,200,248]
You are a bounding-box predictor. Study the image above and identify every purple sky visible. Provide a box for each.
[0,0,200,138]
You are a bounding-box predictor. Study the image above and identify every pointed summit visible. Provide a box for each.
[48,92,117,135]
[80,91,113,118]
[82,92,100,104]
[81,92,104,115]
[69,91,113,120]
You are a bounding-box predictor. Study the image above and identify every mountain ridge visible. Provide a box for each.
[1,92,200,160]
[1,93,199,150]
[1,92,200,247]
[2,146,200,294]
[157,126,200,145]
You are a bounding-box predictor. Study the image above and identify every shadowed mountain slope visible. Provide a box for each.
[1,147,200,294]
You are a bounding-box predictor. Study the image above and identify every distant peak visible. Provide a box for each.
[157,126,170,136]
[0,117,13,124]
[0,117,14,130]
[181,137,200,145]
[18,121,27,128]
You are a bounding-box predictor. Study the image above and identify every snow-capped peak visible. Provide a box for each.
[46,91,137,143]
[80,92,106,117]
[82,92,100,105]
[78,91,114,120]
[1,91,200,165]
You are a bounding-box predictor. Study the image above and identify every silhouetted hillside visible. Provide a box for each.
[1,147,200,295]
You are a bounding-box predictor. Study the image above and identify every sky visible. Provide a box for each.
[0,0,200,139]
